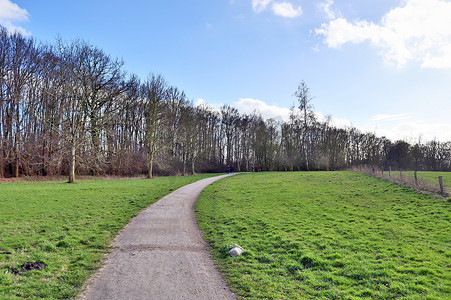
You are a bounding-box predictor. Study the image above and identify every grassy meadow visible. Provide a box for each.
[196,172,451,299]
[0,174,217,299]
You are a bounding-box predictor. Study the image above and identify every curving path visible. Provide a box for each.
[80,174,237,300]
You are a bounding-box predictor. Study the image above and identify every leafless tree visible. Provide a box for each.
[293,80,316,171]
[142,74,168,179]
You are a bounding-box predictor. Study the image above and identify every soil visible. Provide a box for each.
[11,262,47,274]
[79,174,237,300]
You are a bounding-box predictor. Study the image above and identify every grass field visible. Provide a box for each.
[0,174,217,299]
[196,172,451,299]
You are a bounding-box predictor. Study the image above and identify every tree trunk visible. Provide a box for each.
[303,142,310,171]
[183,152,187,176]
[14,133,19,177]
[0,147,3,178]
[90,116,101,176]
[68,143,76,183]
[191,158,196,175]
[147,152,154,179]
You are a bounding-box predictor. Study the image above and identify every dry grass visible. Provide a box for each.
[0,174,148,183]
[352,166,450,197]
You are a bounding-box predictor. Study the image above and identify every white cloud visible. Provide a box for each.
[0,0,30,35]
[318,0,339,20]
[271,2,302,18]
[198,97,450,142]
[252,0,272,13]
[251,0,302,18]
[234,98,290,121]
[315,0,451,69]
[231,99,451,142]
[195,98,222,112]
[325,114,352,129]
[371,113,411,121]
[195,98,207,107]
[232,97,352,129]
[365,121,451,143]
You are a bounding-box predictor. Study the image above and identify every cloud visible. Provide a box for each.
[234,97,291,121]
[0,0,30,35]
[251,0,302,18]
[324,114,352,129]
[195,98,222,112]
[195,98,208,107]
[232,97,352,129]
[315,0,451,69]
[318,0,339,20]
[365,121,451,143]
[196,98,290,120]
[252,0,272,13]
[198,97,450,142]
[271,2,302,18]
[234,98,450,142]
[371,113,411,121]
[364,112,450,142]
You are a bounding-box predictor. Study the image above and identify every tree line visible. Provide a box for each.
[1,27,450,181]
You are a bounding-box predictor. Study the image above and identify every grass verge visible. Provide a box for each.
[196,172,451,299]
[388,171,451,193]
[0,174,217,299]
[354,167,451,196]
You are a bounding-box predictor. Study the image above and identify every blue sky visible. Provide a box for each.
[2,0,451,142]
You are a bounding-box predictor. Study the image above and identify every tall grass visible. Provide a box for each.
[353,166,451,196]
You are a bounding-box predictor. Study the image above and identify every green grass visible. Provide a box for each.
[196,172,451,299]
[0,174,217,299]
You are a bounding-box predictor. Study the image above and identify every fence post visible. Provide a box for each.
[439,176,444,194]
[389,167,391,177]
[414,170,418,186]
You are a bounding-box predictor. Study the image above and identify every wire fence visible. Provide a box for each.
[352,166,450,197]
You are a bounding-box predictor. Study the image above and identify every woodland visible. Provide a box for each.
[1,26,450,182]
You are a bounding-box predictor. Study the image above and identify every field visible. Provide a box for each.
[0,174,216,299]
[196,172,451,299]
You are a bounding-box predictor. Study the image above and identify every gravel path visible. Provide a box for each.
[79,174,237,300]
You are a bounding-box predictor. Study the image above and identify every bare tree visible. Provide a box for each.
[293,80,316,170]
[221,105,239,165]
[3,31,41,177]
[55,39,89,183]
[76,41,126,175]
[142,74,168,179]
[0,26,9,177]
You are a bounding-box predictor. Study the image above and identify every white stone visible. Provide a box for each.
[229,247,243,257]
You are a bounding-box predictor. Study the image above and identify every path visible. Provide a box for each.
[80,174,237,300]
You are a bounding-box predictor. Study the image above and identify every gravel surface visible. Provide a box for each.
[79,174,237,300]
